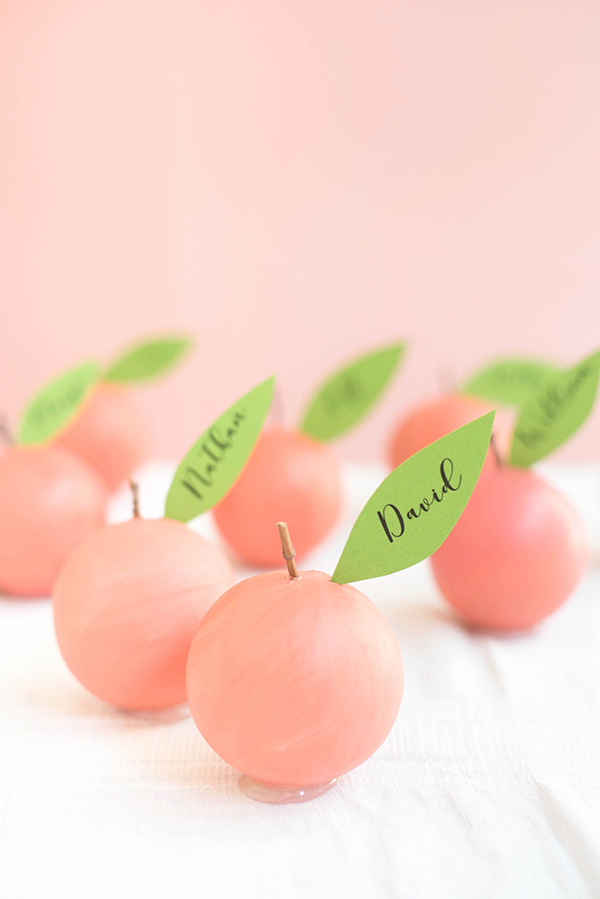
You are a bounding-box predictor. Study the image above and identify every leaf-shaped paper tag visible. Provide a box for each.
[165,376,275,522]
[510,349,600,467]
[105,335,192,383]
[463,357,560,406]
[299,343,406,442]
[331,411,494,584]
[19,361,101,446]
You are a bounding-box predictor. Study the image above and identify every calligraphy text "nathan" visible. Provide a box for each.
[181,410,246,501]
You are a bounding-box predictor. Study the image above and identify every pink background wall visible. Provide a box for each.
[1,0,599,463]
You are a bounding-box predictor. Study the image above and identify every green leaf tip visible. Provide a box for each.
[510,348,600,467]
[463,357,560,407]
[299,342,407,442]
[164,375,276,523]
[18,360,101,446]
[105,335,193,383]
[330,410,495,585]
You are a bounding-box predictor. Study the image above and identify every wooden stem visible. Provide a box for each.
[276,522,299,579]
[270,384,285,427]
[0,415,14,446]
[489,432,503,468]
[129,478,141,518]
[437,366,455,394]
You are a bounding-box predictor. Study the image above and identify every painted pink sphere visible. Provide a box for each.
[186,570,404,786]
[56,383,149,491]
[53,517,236,709]
[0,445,106,598]
[431,467,589,631]
[388,393,512,470]
[213,428,342,567]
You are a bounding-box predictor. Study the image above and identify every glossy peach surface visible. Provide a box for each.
[186,570,404,786]
[0,445,106,597]
[56,383,149,491]
[388,393,512,470]
[431,466,589,631]
[213,428,342,566]
[53,517,235,709]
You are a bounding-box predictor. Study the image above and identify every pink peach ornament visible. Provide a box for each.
[388,393,512,471]
[431,465,589,631]
[186,523,403,802]
[0,444,107,597]
[56,383,149,492]
[213,428,342,567]
[53,485,235,710]
[53,376,274,711]
[189,414,494,803]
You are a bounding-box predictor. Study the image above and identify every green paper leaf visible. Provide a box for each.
[165,376,275,522]
[19,361,101,446]
[463,357,560,406]
[105,335,192,383]
[510,349,600,467]
[299,343,406,442]
[331,411,494,584]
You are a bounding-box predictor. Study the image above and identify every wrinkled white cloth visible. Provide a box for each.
[0,461,599,899]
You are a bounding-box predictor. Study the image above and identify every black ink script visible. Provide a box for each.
[180,409,247,501]
[492,363,549,391]
[322,375,363,417]
[377,458,462,543]
[30,382,89,431]
[515,362,591,449]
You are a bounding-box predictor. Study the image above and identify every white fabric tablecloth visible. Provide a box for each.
[1,461,599,899]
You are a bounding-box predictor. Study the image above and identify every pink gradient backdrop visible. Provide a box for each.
[1,0,599,463]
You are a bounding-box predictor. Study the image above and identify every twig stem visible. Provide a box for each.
[490,432,503,468]
[129,478,141,518]
[0,415,15,446]
[276,522,299,579]
[438,366,456,393]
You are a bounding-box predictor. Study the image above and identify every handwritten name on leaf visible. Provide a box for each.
[164,376,275,522]
[331,411,494,584]
[105,336,192,383]
[510,349,600,467]
[463,357,560,407]
[19,361,101,446]
[300,343,406,442]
